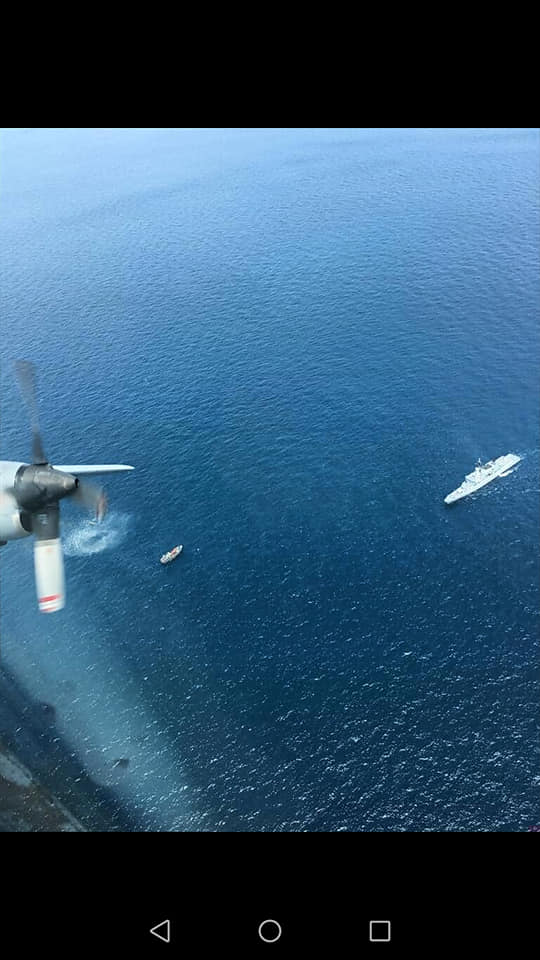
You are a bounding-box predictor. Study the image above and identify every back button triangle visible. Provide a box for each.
[150,920,171,943]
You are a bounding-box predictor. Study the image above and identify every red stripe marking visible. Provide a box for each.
[39,595,61,604]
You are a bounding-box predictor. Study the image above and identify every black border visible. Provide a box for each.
[1,832,537,952]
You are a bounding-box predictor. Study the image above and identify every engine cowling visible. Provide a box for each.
[0,491,32,540]
[0,463,33,541]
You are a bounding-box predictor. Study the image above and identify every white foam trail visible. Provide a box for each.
[63,512,132,557]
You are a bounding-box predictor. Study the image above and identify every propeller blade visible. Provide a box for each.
[70,480,108,520]
[14,360,47,464]
[31,505,65,612]
[33,538,65,613]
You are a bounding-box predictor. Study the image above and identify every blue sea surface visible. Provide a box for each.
[0,128,539,831]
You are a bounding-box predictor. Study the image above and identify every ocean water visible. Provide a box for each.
[0,128,538,831]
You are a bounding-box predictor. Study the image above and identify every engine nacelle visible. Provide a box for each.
[0,498,31,540]
[0,461,29,487]
[0,462,32,541]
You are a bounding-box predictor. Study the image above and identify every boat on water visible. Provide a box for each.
[160,545,183,565]
[444,454,521,504]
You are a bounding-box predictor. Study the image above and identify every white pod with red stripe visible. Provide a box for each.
[33,538,65,612]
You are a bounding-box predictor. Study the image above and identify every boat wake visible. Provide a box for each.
[63,512,132,557]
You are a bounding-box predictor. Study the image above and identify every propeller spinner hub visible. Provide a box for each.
[14,464,78,511]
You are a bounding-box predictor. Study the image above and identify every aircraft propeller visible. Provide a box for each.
[13,361,108,612]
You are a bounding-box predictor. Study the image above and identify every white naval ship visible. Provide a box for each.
[444,454,521,504]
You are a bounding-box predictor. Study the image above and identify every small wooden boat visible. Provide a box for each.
[160,545,183,565]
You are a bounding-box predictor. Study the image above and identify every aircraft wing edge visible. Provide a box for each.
[53,464,134,476]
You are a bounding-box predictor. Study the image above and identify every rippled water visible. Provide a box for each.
[63,512,133,557]
[1,128,539,831]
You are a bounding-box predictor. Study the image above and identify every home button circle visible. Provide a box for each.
[258,919,282,943]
